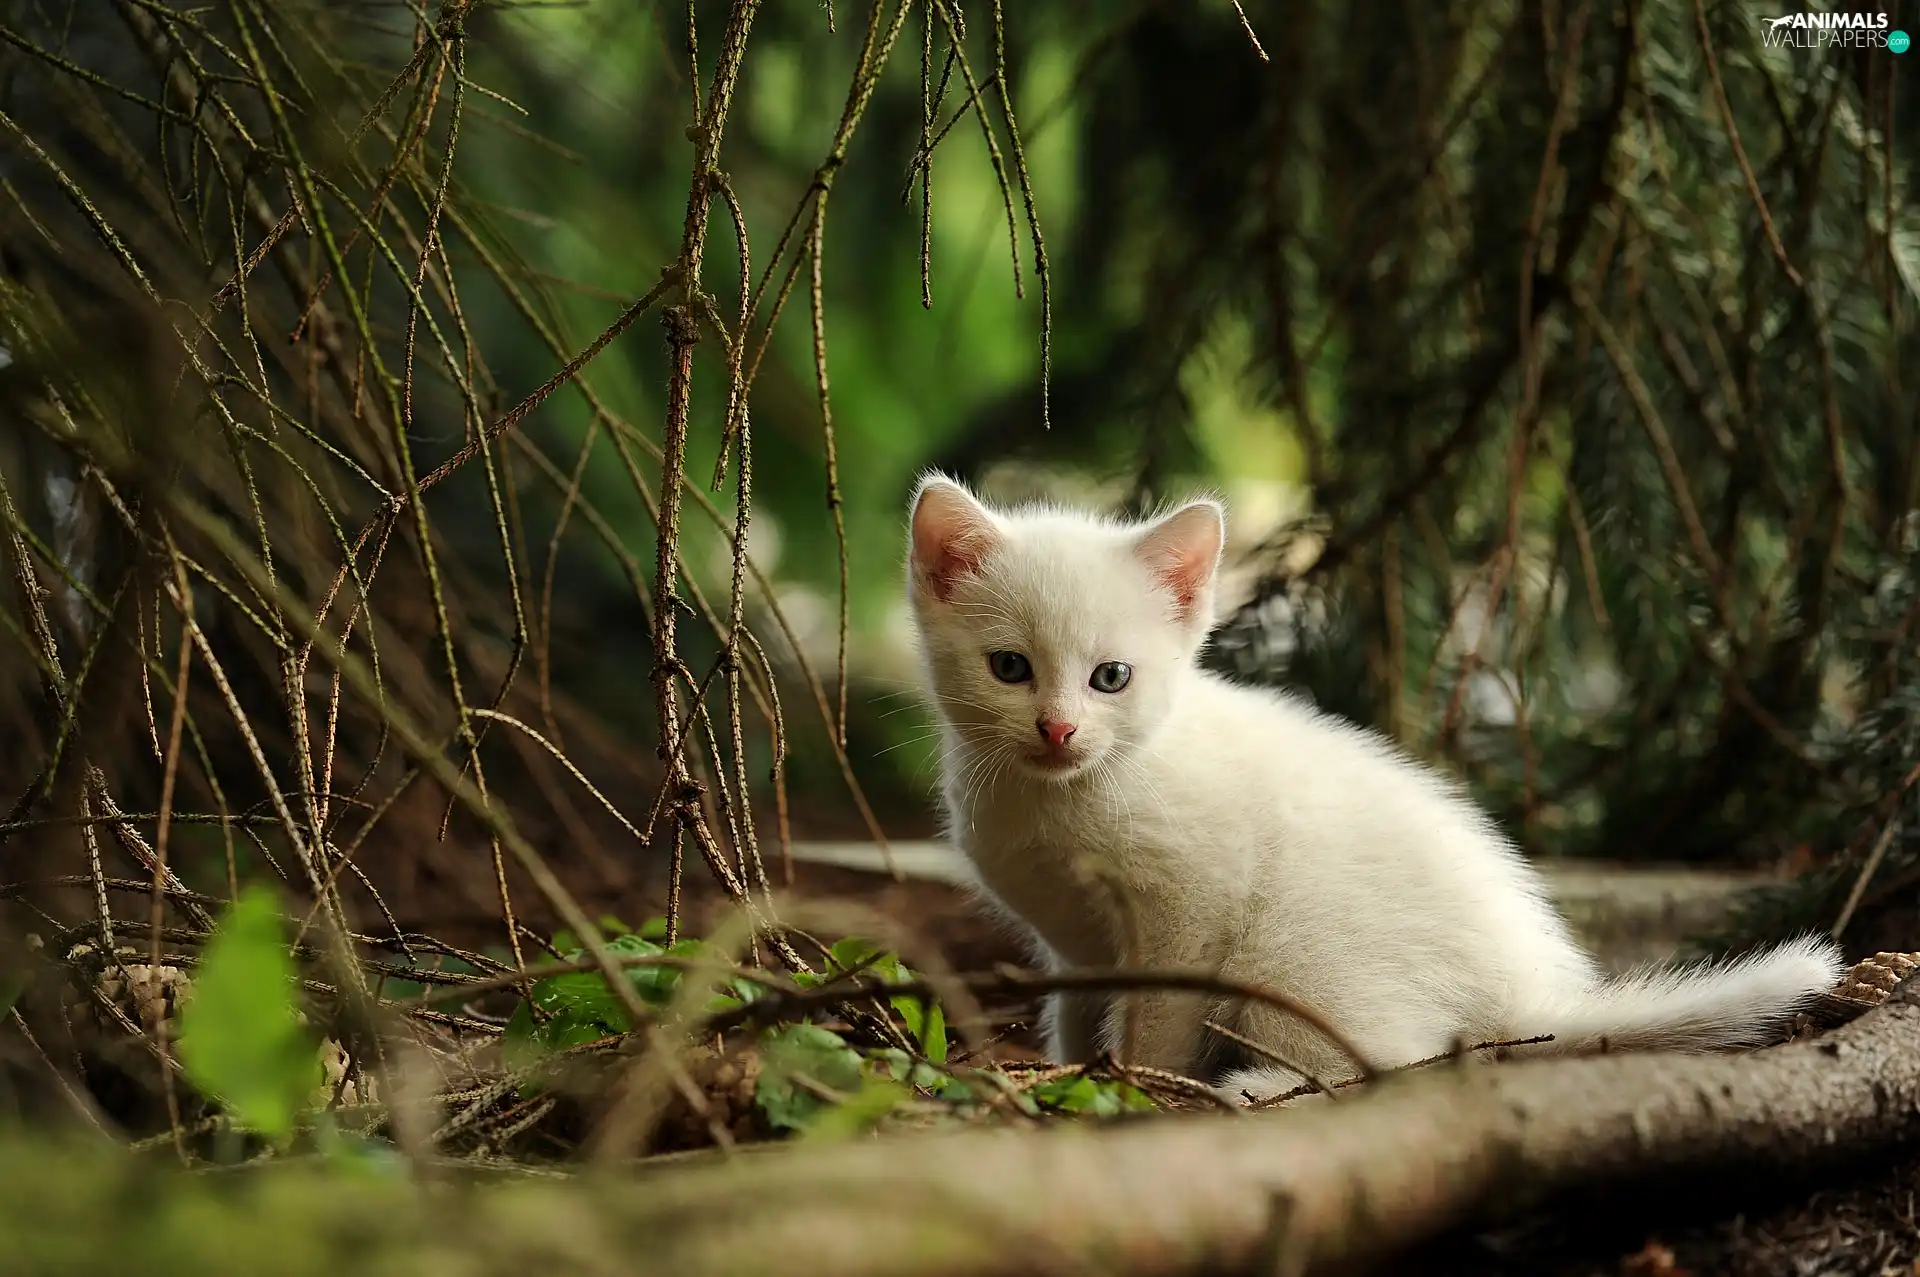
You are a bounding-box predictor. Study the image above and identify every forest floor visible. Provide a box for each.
[319,812,1920,1277]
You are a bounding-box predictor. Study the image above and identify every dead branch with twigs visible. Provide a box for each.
[0,0,1062,1160]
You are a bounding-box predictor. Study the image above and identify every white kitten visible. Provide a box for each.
[905,475,1843,1102]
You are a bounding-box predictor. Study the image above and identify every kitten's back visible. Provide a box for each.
[1147,671,1597,1023]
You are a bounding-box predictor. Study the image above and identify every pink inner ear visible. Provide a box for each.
[912,483,998,602]
[1136,503,1224,619]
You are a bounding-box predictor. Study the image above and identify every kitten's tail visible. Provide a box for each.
[1216,935,1844,1106]
[1526,933,1845,1053]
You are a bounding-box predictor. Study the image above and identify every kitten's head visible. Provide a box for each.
[905,474,1225,783]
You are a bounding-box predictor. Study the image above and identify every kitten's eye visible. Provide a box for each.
[1089,662,1132,693]
[988,651,1032,684]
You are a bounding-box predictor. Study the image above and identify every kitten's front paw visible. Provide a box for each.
[1214,1066,1328,1109]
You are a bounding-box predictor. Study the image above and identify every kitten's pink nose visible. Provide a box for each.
[1036,718,1077,748]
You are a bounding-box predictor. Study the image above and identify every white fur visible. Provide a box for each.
[904,476,1844,1103]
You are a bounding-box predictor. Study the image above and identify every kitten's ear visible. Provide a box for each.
[909,476,1000,602]
[1134,500,1226,626]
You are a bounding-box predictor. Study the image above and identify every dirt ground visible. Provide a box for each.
[1413,1154,1920,1276]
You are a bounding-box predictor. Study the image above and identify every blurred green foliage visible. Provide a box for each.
[176,887,319,1144]
[443,0,1920,884]
[1,0,1914,904]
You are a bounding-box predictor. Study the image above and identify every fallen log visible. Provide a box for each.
[8,976,1920,1277]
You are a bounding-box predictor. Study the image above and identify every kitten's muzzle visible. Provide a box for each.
[1029,718,1082,771]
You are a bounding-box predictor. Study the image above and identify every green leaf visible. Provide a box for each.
[825,937,946,1060]
[756,1024,867,1131]
[869,1047,953,1094]
[527,969,632,1036]
[546,1020,611,1050]
[921,1000,948,1062]
[502,999,542,1071]
[800,1078,908,1143]
[929,1069,978,1101]
[827,936,883,973]
[605,932,663,957]
[1028,1074,1156,1116]
[315,1120,406,1177]
[1029,1074,1094,1112]
[891,993,947,1063]
[176,885,319,1143]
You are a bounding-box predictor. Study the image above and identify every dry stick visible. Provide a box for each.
[149,542,195,1163]
[347,0,470,145]
[0,813,277,836]
[920,0,934,307]
[1230,0,1270,62]
[705,173,782,939]
[1252,1035,1562,1110]
[0,514,134,1046]
[1692,0,1801,287]
[136,598,162,767]
[1203,1019,1341,1103]
[709,964,1379,1080]
[898,70,995,206]
[288,247,672,852]
[121,0,856,960]
[806,215,853,750]
[774,895,987,1057]
[389,946,789,1010]
[453,384,537,981]
[803,0,913,751]
[267,88,428,846]
[407,267,680,501]
[535,417,599,748]
[1832,760,1920,934]
[6,1009,110,1135]
[656,301,719,949]
[988,0,1050,428]
[216,6,419,942]
[707,173,753,492]
[930,0,1022,302]
[464,707,750,901]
